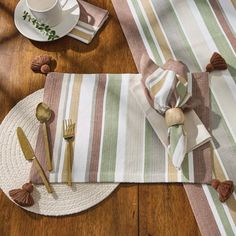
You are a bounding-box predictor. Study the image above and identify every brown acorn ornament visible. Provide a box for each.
[31,55,52,74]
[206,52,228,72]
[9,182,34,207]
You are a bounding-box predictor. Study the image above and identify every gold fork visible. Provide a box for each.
[63,119,75,186]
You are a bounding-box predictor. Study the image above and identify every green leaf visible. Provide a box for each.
[49,30,56,36]
[22,11,59,40]
[22,11,28,20]
[27,14,31,22]
[44,25,50,32]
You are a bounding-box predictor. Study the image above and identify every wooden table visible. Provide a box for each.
[0,0,201,235]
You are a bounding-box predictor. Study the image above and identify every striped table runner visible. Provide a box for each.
[30,72,210,184]
[68,0,108,44]
[112,0,236,235]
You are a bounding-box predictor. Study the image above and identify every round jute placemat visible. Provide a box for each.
[0,89,118,216]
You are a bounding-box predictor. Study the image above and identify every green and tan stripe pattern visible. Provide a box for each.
[32,72,209,184]
[112,0,236,235]
[144,67,192,169]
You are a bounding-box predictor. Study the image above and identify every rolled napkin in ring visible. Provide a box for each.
[143,59,193,169]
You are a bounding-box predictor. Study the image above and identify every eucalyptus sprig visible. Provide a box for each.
[22,11,59,41]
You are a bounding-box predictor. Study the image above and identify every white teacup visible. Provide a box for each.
[26,0,63,27]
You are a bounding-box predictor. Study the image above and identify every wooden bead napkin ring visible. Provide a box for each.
[165,108,185,127]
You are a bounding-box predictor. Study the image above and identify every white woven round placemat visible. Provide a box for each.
[0,89,118,216]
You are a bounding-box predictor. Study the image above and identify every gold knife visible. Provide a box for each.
[16,127,53,193]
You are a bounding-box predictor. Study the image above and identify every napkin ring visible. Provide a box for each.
[165,108,185,127]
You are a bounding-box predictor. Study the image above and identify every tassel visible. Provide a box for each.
[206,52,227,72]
[9,183,34,207]
[211,179,234,202]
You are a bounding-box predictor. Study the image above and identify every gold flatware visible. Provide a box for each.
[63,119,75,186]
[16,127,53,193]
[36,102,53,171]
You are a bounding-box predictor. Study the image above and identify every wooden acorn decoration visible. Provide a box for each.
[9,182,34,207]
[211,179,234,202]
[206,52,227,72]
[165,108,185,127]
[31,55,52,74]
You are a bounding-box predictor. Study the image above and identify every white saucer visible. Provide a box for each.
[14,0,80,41]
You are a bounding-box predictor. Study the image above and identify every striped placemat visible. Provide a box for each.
[68,0,108,44]
[30,72,210,184]
[112,0,236,235]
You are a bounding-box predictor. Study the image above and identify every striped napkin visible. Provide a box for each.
[68,1,109,44]
[30,71,211,184]
[112,0,236,234]
[131,57,211,169]
[141,59,211,168]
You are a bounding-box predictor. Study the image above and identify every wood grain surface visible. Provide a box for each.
[0,0,201,235]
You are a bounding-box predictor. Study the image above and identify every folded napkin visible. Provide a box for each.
[132,58,211,168]
[30,72,212,184]
[68,0,109,44]
[137,57,211,168]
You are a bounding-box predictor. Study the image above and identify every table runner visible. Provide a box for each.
[112,0,236,235]
[30,71,210,184]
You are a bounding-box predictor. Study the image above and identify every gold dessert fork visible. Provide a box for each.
[63,119,75,186]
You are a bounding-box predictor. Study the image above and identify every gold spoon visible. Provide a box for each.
[36,102,53,171]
